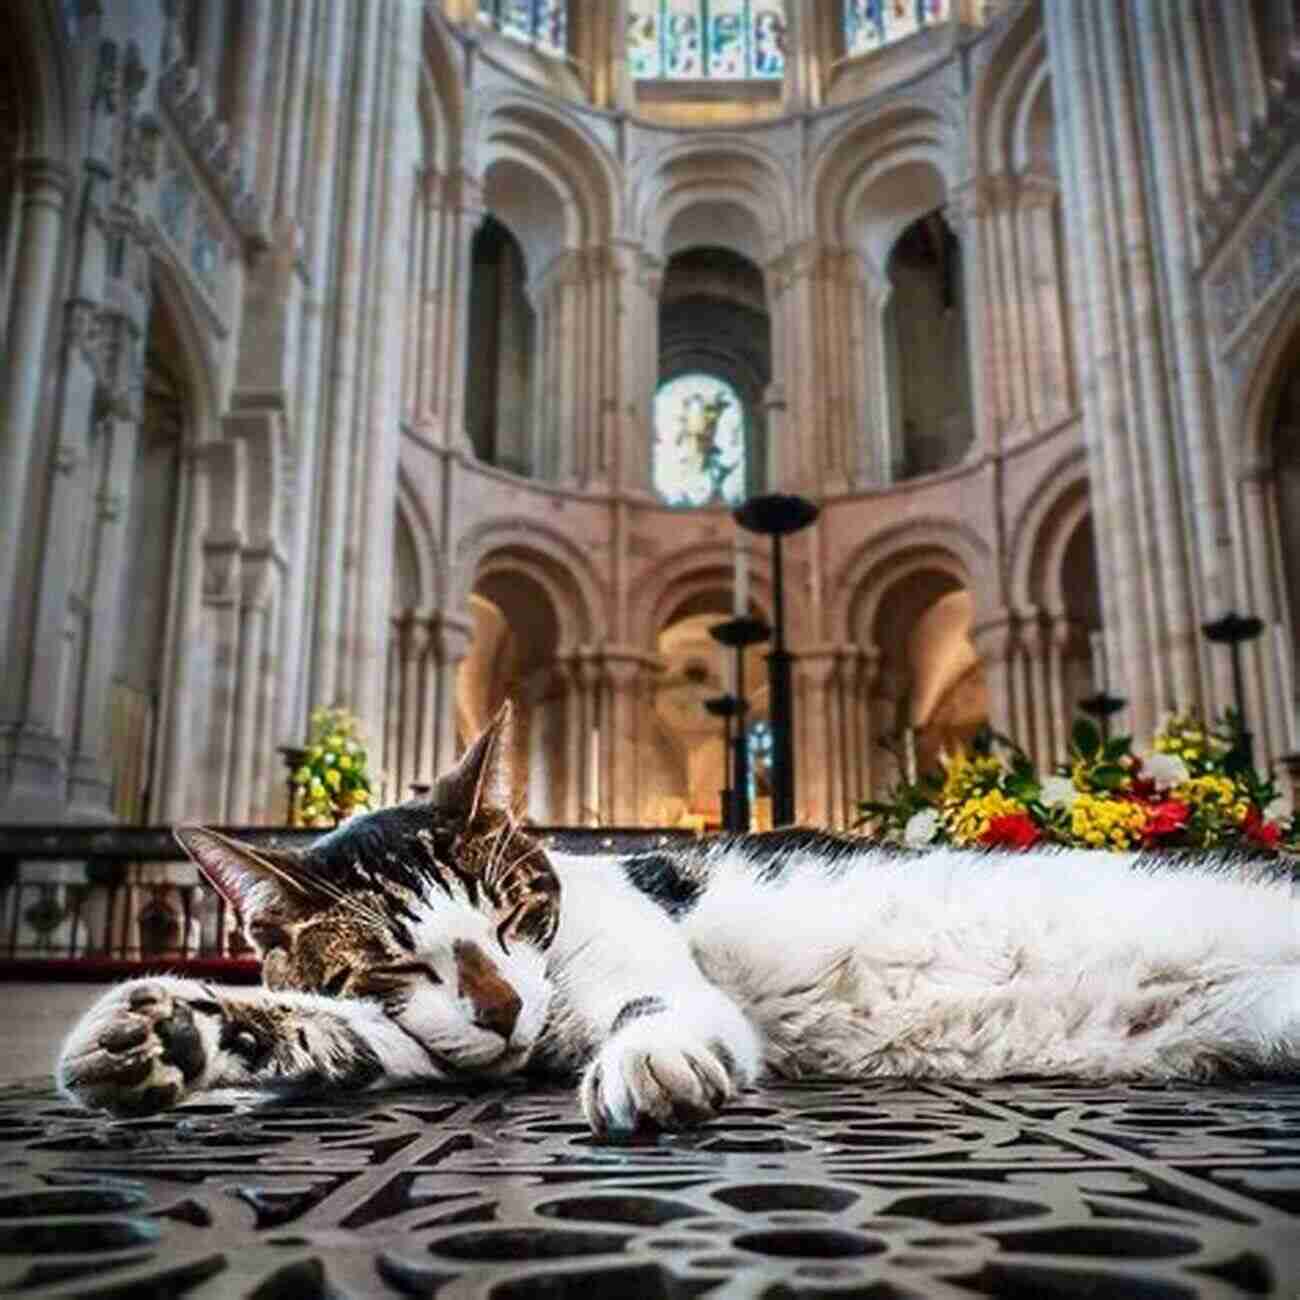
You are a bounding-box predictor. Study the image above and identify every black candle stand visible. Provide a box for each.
[705,694,740,831]
[734,493,820,827]
[1078,690,1127,743]
[710,615,771,833]
[1203,611,1265,769]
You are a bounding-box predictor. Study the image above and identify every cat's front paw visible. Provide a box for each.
[580,1022,737,1137]
[58,980,211,1117]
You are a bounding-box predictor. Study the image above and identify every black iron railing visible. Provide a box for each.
[0,825,695,980]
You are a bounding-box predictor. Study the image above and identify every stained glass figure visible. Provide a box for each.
[632,2,785,81]
[665,0,704,77]
[652,373,747,507]
[479,0,567,56]
[628,2,662,78]
[845,0,948,57]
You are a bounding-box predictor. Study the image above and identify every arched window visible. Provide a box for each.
[652,373,748,507]
[629,1,786,81]
[478,0,567,56]
[845,0,948,57]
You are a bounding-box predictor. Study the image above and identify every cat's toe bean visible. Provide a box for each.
[58,980,209,1116]
[581,1034,733,1136]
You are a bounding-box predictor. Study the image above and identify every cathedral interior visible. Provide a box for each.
[3,0,1300,834]
[2,5,1300,1295]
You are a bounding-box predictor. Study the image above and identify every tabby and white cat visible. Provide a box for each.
[59,706,1300,1133]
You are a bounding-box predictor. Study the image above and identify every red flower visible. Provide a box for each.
[1241,808,1282,850]
[1142,798,1190,844]
[980,812,1043,850]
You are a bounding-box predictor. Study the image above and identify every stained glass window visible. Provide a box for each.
[652,373,747,507]
[629,1,786,81]
[478,0,568,56]
[747,720,772,800]
[844,0,948,57]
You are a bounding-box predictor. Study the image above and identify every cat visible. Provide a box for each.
[58,704,1300,1135]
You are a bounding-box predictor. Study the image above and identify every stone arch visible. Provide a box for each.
[1006,454,1100,764]
[420,8,466,175]
[476,97,619,257]
[970,1,1048,181]
[830,517,993,642]
[1236,292,1300,761]
[394,468,440,612]
[632,540,777,651]
[451,517,605,648]
[0,0,75,165]
[812,101,956,266]
[635,140,792,267]
[1007,448,1089,615]
[837,526,987,789]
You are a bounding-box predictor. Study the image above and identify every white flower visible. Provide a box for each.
[1141,751,1190,791]
[904,808,940,848]
[1039,775,1078,810]
[1266,793,1293,824]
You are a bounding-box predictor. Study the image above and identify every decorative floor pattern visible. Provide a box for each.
[0,1076,1297,1298]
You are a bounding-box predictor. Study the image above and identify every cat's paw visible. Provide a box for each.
[58,979,213,1117]
[579,1022,736,1137]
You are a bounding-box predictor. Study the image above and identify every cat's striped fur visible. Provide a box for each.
[59,706,1300,1134]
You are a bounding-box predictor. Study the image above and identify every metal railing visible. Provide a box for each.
[0,824,694,980]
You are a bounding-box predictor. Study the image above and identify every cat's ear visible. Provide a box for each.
[174,826,315,954]
[430,700,512,823]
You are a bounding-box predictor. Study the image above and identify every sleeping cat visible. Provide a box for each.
[59,705,1300,1134]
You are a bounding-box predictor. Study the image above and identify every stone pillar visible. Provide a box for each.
[1044,0,1204,736]
[433,616,474,777]
[348,0,423,744]
[795,650,838,826]
[1017,172,1074,429]
[604,654,646,826]
[612,245,660,493]
[971,610,1019,743]
[0,160,71,667]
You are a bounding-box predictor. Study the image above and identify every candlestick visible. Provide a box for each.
[733,540,749,616]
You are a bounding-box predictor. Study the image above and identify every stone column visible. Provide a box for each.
[1044,0,1203,735]
[0,160,71,665]
[433,615,474,777]
[971,610,1019,743]
[348,0,423,742]
[1017,172,1074,429]
[561,653,584,824]
[604,655,645,825]
[612,245,660,493]
[795,649,838,826]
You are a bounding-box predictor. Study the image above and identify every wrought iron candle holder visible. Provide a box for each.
[734,493,819,827]
[710,615,771,833]
[1203,610,1265,769]
[705,694,741,831]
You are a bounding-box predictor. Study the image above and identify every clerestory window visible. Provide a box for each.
[628,1,786,81]
[478,0,568,57]
[844,0,948,57]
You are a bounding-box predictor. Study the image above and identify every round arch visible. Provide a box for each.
[830,517,993,643]
[451,516,606,648]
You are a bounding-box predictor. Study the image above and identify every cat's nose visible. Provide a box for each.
[474,991,521,1041]
[454,939,522,1041]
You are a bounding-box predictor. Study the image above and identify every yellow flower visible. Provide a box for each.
[946,790,1025,845]
[1070,794,1147,850]
[325,768,342,790]
[338,754,352,770]
[940,751,1004,809]
[1174,774,1235,811]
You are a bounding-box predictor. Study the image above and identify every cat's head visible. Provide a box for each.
[175,703,558,1079]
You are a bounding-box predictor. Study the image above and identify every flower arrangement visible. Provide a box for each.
[858,712,1297,856]
[288,707,376,826]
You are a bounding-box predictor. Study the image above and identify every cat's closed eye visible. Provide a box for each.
[322,969,351,996]
[377,962,442,985]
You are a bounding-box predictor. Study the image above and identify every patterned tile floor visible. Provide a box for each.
[0,1076,1297,1298]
